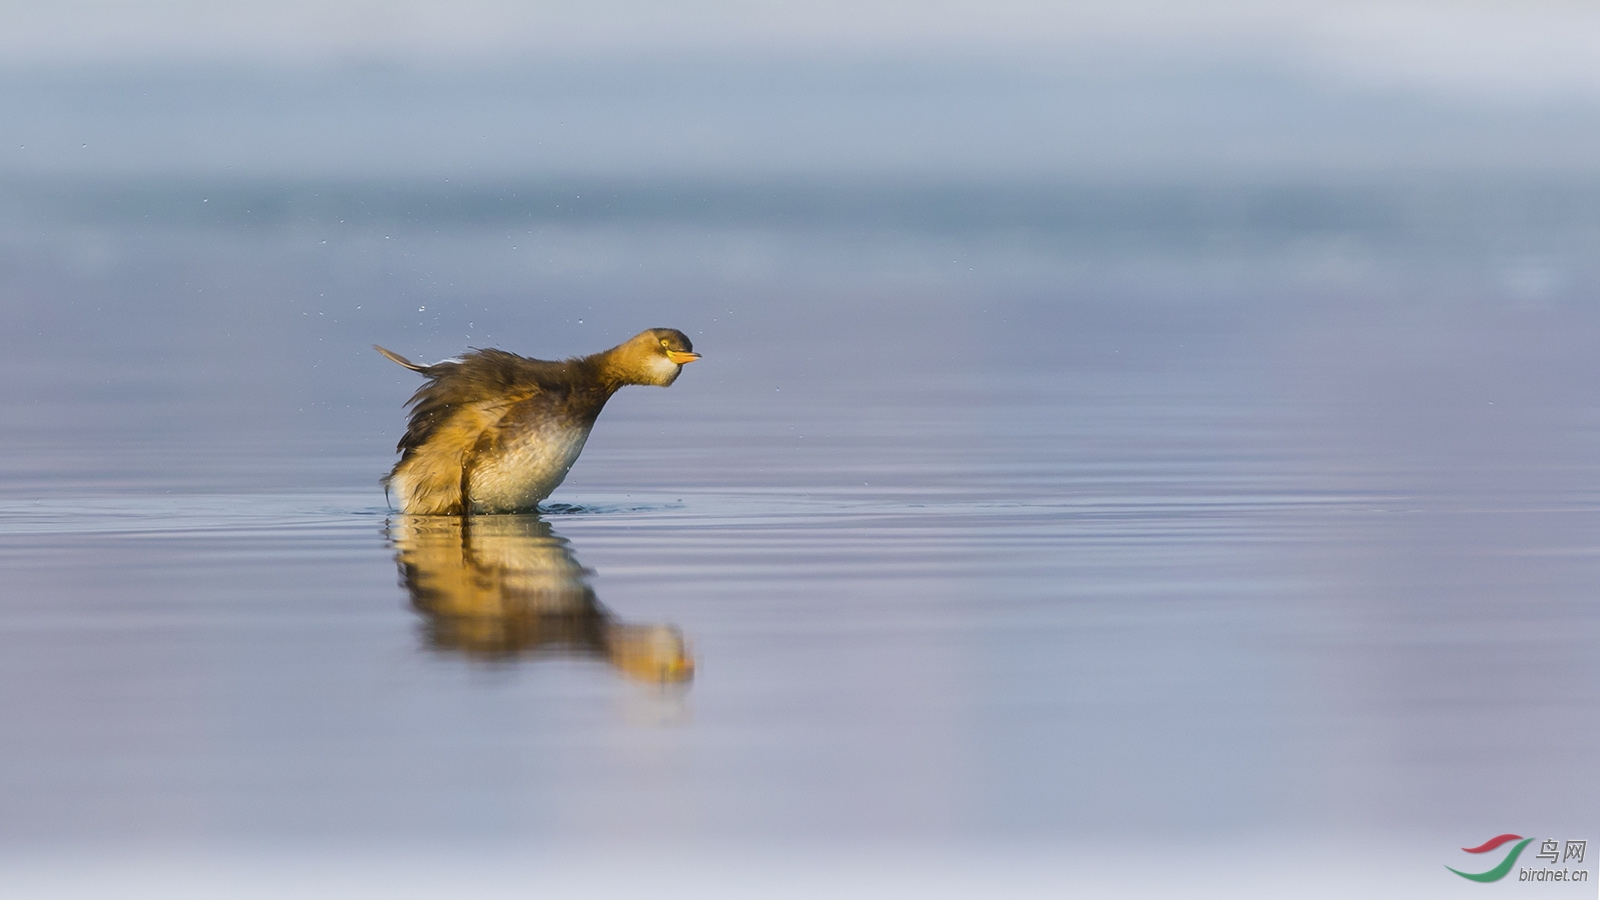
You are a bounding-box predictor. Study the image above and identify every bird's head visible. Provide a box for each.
[608,328,700,387]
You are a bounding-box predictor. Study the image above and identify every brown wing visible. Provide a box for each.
[381,348,549,514]
[380,347,573,458]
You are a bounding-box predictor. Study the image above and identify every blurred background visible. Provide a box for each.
[2,2,1599,897]
[9,0,1600,486]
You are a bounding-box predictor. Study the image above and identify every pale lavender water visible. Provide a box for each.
[1,175,1598,897]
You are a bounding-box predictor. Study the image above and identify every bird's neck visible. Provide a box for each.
[588,344,645,392]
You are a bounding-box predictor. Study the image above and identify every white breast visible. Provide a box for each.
[466,421,594,513]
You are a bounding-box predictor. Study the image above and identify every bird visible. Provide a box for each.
[376,328,699,515]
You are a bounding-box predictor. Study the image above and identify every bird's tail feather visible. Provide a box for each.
[374,344,429,372]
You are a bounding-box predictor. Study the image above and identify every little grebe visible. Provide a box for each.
[376,328,699,515]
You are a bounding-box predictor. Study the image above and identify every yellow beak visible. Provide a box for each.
[666,350,701,364]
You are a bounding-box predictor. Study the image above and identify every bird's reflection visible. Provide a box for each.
[387,514,693,683]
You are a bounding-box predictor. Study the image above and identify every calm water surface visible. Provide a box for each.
[1,181,1597,896]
